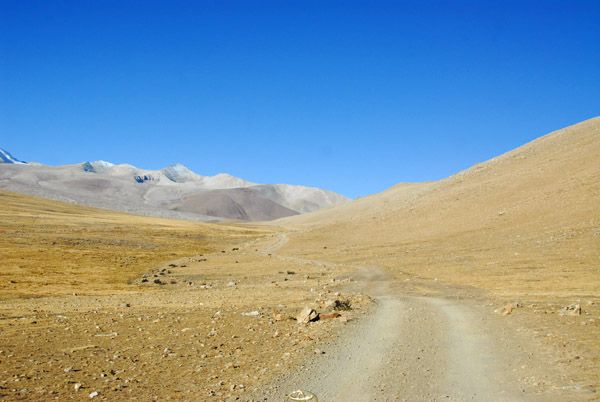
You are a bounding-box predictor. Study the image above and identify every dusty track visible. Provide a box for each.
[253,232,591,402]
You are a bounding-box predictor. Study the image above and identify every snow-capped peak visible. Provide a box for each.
[0,148,27,164]
[91,160,115,168]
[161,163,201,183]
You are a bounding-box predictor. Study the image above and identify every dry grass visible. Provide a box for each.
[0,190,365,401]
[0,190,265,298]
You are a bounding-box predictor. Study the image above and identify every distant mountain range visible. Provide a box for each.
[0,149,349,221]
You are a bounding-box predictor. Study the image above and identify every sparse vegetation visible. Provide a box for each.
[333,299,352,311]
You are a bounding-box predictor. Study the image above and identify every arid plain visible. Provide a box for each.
[1,118,599,401]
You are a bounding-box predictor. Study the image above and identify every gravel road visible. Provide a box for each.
[251,233,588,402]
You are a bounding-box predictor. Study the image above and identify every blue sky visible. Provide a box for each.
[1,1,599,198]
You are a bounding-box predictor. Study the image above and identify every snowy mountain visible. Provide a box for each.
[0,148,26,164]
[0,148,350,221]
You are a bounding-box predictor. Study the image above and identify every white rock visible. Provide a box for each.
[242,310,261,316]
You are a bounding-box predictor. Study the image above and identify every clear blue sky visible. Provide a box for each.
[1,1,599,198]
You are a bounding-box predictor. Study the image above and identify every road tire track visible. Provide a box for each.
[251,232,579,402]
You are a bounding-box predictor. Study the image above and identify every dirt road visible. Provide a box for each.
[252,233,591,402]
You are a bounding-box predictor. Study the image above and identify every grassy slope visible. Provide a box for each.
[0,190,266,298]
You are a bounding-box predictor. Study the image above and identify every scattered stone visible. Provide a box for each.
[89,391,99,398]
[74,383,82,391]
[561,304,582,316]
[120,302,130,308]
[286,271,295,275]
[153,279,162,285]
[296,307,318,324]
[227,281,237,287]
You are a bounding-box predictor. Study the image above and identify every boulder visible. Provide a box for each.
[296,307,318,324]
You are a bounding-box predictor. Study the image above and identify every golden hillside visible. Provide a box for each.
[0,190,264,297]
[277,117,600,297]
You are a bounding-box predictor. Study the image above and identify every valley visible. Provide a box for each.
[1,118,599,401]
